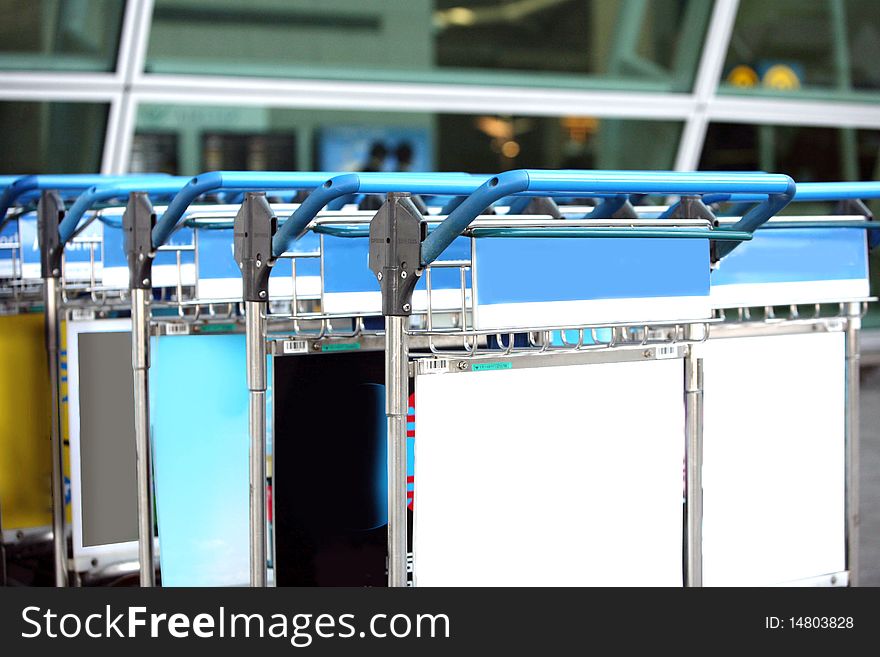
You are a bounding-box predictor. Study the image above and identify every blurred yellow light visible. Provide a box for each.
[763,64,801,90]
[446,7,476,26]
[727,64,759,88]
[501,140,521,158]
[561,116,599,142]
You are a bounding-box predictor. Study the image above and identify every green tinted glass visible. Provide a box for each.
[131,103,681,175]
[699,123,880,184]
[721,0,880,99]
[0,101,109,174]
[0,0,125,72]
[145,0,712,92]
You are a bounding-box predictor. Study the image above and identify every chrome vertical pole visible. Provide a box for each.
[844,301,861,586]
[246,300,268,587]
[684,326,705,588]
[368,193,422,588]
[124,192,159,587]
[131,287,156,586]
[233,193,275,588]
[38,191,68,587]
[44,276,68,587]
[385,315,409,588]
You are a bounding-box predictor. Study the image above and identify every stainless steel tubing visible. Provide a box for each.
[246,300,268,587]
[385,315,409,587]
[684,325,705,588]
[44,277,68,587]
[131,287,156,586]
[845,301,861,586]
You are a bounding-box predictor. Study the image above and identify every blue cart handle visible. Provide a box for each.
[705,181,880,205]
[423,170,795,264]
[152,171,342,248]
[272,172,488,257]
[0,174,170,227]
[58,177,193,245]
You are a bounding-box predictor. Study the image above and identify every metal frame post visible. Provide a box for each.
[123,192,158,586]
[37,190,68,587]
[384,315,409,587]
[684,325,705,588]
[844,301,861,586]
[369,193,424,587]
[234,192,276,587]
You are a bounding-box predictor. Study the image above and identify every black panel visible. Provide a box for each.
[273,350,395,586]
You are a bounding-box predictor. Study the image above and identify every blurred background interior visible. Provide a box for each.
[1,0,880,584]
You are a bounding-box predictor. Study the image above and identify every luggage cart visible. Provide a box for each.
[695,182,877,586]
[237,169,791,587]
[8,170,806,588]
[1,174,170,587]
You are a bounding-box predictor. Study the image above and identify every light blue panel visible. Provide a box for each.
[18,212,102,275]
[103,225,195,270]
[551,329,613,346]
[0,217,18,274]
[18,214,41,275]
[712,227,868,286]
[196,228,296,280]
[322,234,471,294]
[476,237,709,305]
[63,219,103,270]
[150,333,249,586]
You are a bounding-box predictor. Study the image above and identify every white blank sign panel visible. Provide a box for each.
[414,358,685,586]
[701,332,846,586]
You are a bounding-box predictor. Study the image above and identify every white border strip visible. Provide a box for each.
[710,279,871,309]
[475,295,710,331]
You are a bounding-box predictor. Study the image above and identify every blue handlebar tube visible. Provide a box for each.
[152,172,337,248]
[422,170,796,264]
[0,174,170,227]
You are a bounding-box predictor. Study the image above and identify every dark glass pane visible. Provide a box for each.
[0,0,125,72]
[145,0,711,92]
[133,103,682,175]
[0,101,109,174]
[722,0,880,96]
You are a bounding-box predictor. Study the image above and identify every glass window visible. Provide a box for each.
[145,0,712,92]
[0,0,125,72]
[131,103,682,175]
[0,101,109,174]
[699,123,880,184]
[721,0,880,99]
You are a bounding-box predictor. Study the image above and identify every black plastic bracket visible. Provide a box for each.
[37,190,64,279]
[610,200,639,220]
[835,198,873,220]
[521,197,563,219]
[369,193,425,317]
[123,192,157,289]
[669,196,720,263]
[668,196,716,223]
[234,192,277,302]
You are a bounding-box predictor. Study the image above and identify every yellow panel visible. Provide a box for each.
[0,313,53,531]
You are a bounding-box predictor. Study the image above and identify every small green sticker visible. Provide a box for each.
[321,342,361,352]
[472,362,512,371]
[199,323,238,333]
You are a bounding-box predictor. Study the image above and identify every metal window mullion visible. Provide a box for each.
[674,0,741,171]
